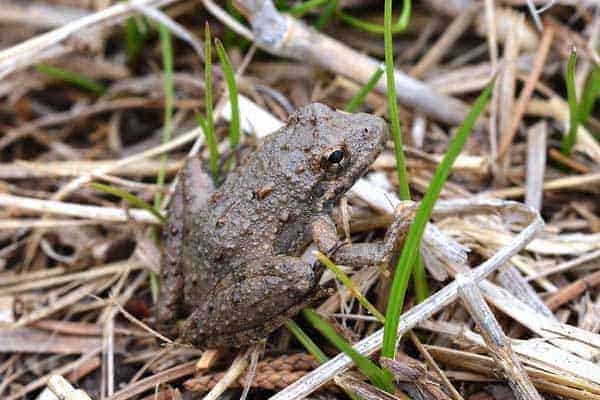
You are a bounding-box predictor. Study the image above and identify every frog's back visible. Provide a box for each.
[185,103,386,304]
[196,113,323,263]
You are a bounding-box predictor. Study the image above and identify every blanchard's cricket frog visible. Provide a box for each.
[156,103,387,347]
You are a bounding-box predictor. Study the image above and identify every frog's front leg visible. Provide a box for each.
[312,203,417,269]
[311,214,342,255]
[179,256,322,348]
[156,157,214,338]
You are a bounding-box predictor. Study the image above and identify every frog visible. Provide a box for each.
[155,102,391,348]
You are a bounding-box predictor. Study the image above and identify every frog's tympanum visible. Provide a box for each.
[156,103,388,347]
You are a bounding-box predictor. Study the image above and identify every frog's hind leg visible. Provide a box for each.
[156,157,214,338]
[179,256,323,348]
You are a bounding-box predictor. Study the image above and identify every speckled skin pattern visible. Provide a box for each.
[156,103,387,348]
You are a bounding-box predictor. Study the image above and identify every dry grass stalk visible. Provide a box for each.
[496,11,524,177]
[527,248,600,279]
[420,318,600,391]
[548,148,590,174]
[202,353,248,400]
[545,269,600,311]
[457,277,542,400]
[0,159,182,180]
[479,280,600,360]
[107,361,197,400]
[425,345,600,400]
[407,331,464,400]
[410,3,481,78]
[0,1,597,399]
[483,171,600,198]
[47,375,92,400]
[525,121,547,210]
[334,375,403,400]
[0,328,110,354]
[0,260,142,296]
[14,279,110,327]
[0,0,177,79]
[496,265,555,319]
[0,2,89,29]
[527,97,600,163]
[196,349,221,372]
[498,25,554,159]
[379,355,453,400]
[0,193,160,224]
[5,348,102,400]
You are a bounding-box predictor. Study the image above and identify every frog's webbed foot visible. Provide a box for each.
[155,157,214,338]
[179,256,322,348]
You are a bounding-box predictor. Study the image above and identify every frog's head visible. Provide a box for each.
[285,103,388,209]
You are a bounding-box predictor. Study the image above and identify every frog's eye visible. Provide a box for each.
[320,145,349,173]
[327,149,345,164]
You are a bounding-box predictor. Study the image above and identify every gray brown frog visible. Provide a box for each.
[156,103,412,348]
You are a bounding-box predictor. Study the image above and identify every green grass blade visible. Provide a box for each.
[274,0,289,11]
[284,319,328,363]
[224,1,251,50]
[381,78,495,360]
[37,64,105,95]
[413,254,429,302]
[150,23,176,304]
[91,182,165,223]
[204,23,217,178]
[154,24,175,210]
[379,0,428,305]
[124,17,143,61]
[285,318,361,400]
[290,0,329,17]
[302,309,394,392]
[344,66,384,113]
[197,113,219,180]
[340,0,411,35]
[561,49,579,155]
[579,64,600,125]
[384,0,411,201]
[314,0,338,29]
[120,0,148,62]
[380,0,412,384]
[315,251,385,322]
[214,39,241,149]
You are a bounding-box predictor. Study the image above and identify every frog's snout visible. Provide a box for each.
[376,117,389,142]
[363,115,389,146]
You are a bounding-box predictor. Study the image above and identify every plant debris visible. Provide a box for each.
[0,1,598,400]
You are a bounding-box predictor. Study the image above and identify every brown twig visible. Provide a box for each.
[228,0,470,125]
[498,25,554,159]
[546,269,600,311]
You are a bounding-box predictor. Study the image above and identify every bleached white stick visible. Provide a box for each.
[0,0,178,79]
[0,194,159,225]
